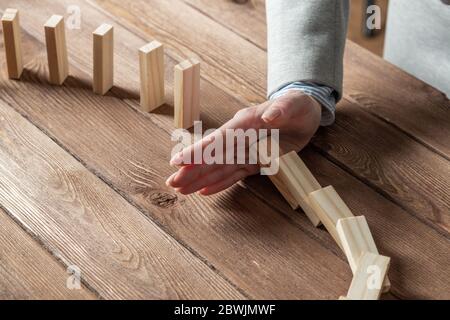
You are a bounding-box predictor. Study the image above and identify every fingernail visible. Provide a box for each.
[170,153,182,166]
[166,172,178,186]
[262,108,281,122]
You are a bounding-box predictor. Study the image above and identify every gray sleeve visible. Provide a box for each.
[266,0,349,100]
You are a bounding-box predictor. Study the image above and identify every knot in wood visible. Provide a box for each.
[150,192,178,208]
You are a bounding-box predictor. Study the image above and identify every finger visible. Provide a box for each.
[170,131,217,166]
[199,166,259,196]
[261,92,311,125]
[175,165,243,195]
[167,162,226,188]
[170,108,258,166]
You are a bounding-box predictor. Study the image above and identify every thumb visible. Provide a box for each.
[261,91,308,125]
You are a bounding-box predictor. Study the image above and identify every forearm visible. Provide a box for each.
[266,0,349,101]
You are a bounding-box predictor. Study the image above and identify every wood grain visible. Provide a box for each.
[44,15,69,85]
[336,216,391,292]
[93,23,114,95]
[1,48,352,301]
[174,58,200,129]
[182,0,450,158]
[346,252,390,300]
[0,207,96,300]
[1,8,23,79]
[272,151,322,227]
[0,99,243,299]
[0,4,354,298]
[343,41,450,159]
[0,0,448,299]
[94,0,450,233]
[139,41,165,112]
[312,99,450,233]
[90,0,266,104]
[308,186,355,249]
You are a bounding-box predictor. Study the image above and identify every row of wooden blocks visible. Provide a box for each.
[1,9,199,129]
[270,151,391,300]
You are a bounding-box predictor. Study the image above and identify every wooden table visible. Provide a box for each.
[0,0,449,300]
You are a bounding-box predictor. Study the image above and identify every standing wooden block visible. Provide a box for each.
[174,59,200,129]
[1,9,23,79]
[337,216,391,292]
[93,24,114,95]
[271,151,322,227]
[139,41,165,112]
[308,186,354,249]
[44,15,69,85]
[346,252,390,300]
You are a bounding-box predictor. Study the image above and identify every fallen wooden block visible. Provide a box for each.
[44,15,69,85]
[1,8,23,79]
[139,41,165,112]
[337,216,391,292]
[346,252,390,300]
[174,58,200,129]
[308,186,354,249]
[93,24,114,95]
[269,151,322,227]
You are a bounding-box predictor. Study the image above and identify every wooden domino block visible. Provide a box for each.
[308,186,354,249]
[1,9,23,79]
[93,24,114,95]
[337,216,391,292]
[346,252,390,300]
[44,15,69,85]
[270,151,322,226]
[139,41,165,112]
[174,59,200,129]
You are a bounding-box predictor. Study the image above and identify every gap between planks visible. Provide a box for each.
[83,0,450,237]
[0,21,354,298]
[2,1,446,298]
[0,93,251,299]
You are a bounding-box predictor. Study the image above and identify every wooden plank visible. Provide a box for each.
[343,41,450,159]
[139,41,165,112]
[183,0,450,158]
[44,15,69,85]
[0,21,353,299]
[89,0,450,233]
[346,252,390,300]
[247,148,450,299]
[91,0,265,103]
[1,8,23,79]
[308,186,354,249]
[174,58,200,129]
[313,99,450,233]
[0,100,244,299]
[272,151,322,227]
[0,207,96,300]
[93,23,113,95]
[337,216,391,292]
[3,0,450,299]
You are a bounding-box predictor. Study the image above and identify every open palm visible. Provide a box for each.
[166,91,322,195]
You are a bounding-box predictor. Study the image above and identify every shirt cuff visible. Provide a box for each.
[269,81,336,126]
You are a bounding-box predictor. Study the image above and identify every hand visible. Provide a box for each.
[166,91,322,195]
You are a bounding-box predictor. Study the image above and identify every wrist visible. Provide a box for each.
[270,81,336,126]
